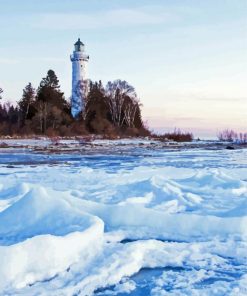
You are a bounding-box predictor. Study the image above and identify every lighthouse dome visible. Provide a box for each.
[74,38,84,52]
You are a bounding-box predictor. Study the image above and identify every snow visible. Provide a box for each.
[0,140,247,295]
[0,186,103,291]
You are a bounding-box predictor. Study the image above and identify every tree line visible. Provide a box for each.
[0,70,149,137]
[217,129,247,143]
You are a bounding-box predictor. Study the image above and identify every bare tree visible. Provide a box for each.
[217,129,237,142]
[123,97,140,127]
[217,129,247,143]
[105,80,139,127]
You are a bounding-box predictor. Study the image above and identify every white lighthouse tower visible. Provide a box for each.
[70,38,89,118]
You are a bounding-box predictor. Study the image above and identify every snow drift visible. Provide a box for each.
[0,186,104,291]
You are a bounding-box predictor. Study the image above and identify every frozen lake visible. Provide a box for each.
[0,139,246,295]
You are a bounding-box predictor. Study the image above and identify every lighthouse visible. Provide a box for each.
[70,38,89,118]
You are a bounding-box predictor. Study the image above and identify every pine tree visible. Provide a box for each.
[18,83,36,125]
[36,70,70,133]
[85,81,112,133]
[39,70,60,89]
[0,103,8,123]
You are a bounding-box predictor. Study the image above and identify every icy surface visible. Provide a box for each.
[0,140,247,295]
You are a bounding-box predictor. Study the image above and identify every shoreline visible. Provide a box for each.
[0,138,247,154]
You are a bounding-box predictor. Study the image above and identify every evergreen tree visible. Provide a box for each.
[37,70,67,109]
[18,83,36,125]
[85,81,112,133]
[0,103,8,123]
[0,88,3,100]
[36,70,70,133]
[8,105,19,125]
[0,103,20,135]
[39,69,60,89]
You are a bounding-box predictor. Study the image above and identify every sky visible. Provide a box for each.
[0,0,246,138]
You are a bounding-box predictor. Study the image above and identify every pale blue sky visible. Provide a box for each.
[0,0,246,137]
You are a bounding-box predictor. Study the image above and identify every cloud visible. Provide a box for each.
[33,8,179,30]
[0,58,19,65]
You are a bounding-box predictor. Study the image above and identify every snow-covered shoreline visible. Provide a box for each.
[0,138,246,156]
[0,142,247,295]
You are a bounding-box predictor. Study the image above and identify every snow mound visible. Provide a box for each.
[0,186,104,291]
[71,197,247,242]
